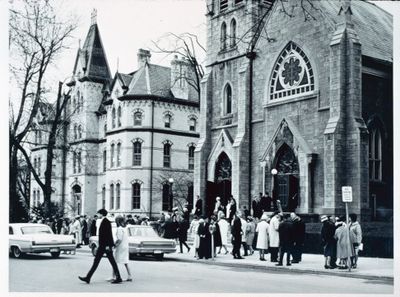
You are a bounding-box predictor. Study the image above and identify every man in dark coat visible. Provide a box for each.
[89,215,97,236]
[81,215,89,245]
[194,195,203,216]
[276,215,294,266]
[178,218,190,253]
[198,217,211,259]
[252,196,262,219]
[79,209,122,284]
[290,213,305,263]
[231,213,243,259]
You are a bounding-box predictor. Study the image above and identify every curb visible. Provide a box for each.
[75,249,393,282]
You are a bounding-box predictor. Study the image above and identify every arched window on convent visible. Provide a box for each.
[230,19,237,47]
[117,106,122,127]
[269,42,315,101]
[110,184,114,210]
[188,145,195,170]
[102,149,107,172]
[116,183,121,209]
[163,141,172,168]
[111,143,115,167]
[102,186,106,209]
[133,140,142,166]
[132,182,141,209]
[112,107,116,129]
[117,142,121,167]
[224,83,232,115]
[164,114,172,128]
[77,151,82,173]
[221,22,227,51]
[134,111,142,126]
[369,126,382,181]
[74,124,78,140]
[78,125,82,139]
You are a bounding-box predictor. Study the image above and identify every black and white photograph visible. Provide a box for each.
[4,0,399,296]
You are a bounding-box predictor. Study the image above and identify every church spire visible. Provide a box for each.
[91,8,97,25]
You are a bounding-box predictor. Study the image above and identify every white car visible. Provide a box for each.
[9,223,76,258]
[89,225,176,260]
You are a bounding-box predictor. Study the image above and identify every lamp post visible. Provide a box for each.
[271,168,278,211]
[168,177,174,211]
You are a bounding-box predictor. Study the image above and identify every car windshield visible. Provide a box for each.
[128,227,158,237]
[21,226,53,235]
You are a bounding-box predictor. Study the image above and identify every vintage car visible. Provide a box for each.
[89,224,176,260]
[9,223,76,258]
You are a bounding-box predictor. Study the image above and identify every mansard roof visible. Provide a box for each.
[72,23,111,82]
[319,0,392,62]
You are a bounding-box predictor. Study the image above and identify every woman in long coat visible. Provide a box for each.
[256,214,269,261]
[198,218,211,259]
[69,216,82,248]
[189,216,200,258]
[217,213,229,254]
[211,216,222,251]
[334,217,354,269]
[245,217,256,255]
[268,212,281,262]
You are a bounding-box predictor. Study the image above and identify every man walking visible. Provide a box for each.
[79,209,122,284]
[291,212,305,263]
[276,214,293,266]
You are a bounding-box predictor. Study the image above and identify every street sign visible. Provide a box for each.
[342,186,353,203]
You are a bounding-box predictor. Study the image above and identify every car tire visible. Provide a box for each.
[12,246,23,258]
[51,251,61,258]
[91,245,98,257]
[155,253,164,261]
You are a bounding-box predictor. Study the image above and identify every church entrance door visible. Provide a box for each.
[273,144,299,212]
[72,185,82,215]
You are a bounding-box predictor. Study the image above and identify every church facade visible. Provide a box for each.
[194,0,393,221]
[30,15,200,217]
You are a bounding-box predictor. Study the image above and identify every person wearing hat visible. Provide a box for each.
[79,209,122,284]
[256,214,269,261]
[320,215,336,269]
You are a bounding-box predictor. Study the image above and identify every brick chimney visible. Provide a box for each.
[137,48,151,68]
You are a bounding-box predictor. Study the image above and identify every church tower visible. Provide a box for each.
[66,9,111,216]
[195,0,275,213]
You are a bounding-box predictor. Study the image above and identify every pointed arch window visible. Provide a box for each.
[221,22,227,50]
[77,152,82,173]
[37,157,41,176]
[117,142,122,167]
[112,107,116,129]
[132,182,141,209]
[269,42,315,101]
[116,183,121,209]
[230,19,237,47]
[111,143,115,167]
[188,145,195,170]
[369,127,382,181]
[78,125,82,139]
[76,91,80,112]
[110,184,114,210]
[163,142,172,168]
[103,149,107,172]
[73,152,77,174]
[224,84,232,115]
[117,106,122,127]
[102,186,106,209]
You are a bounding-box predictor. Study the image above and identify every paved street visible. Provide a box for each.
[9,251,393,293]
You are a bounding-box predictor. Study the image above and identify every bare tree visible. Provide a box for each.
[9,0,77,221]
[150,32,205,100]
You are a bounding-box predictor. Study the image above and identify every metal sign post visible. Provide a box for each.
[342,186,353,272]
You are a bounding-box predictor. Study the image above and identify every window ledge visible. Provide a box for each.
[264,91,318,108]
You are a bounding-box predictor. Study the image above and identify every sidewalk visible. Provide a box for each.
[76,245,393,282]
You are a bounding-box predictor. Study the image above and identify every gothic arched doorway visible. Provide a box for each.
[206,152,232,215]
[72,185,82,215]
[273,144,299,212]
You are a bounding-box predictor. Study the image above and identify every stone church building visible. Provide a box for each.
[194,0,393,221]
[30,14,200,217]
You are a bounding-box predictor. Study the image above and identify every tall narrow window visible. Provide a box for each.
[111,144,115,167]
[116,183,121,209]
[162,183,170,211]
[110,184,114,209]
[224,84,232,114]
[103,150,107,172]
[37,190,40,206]
[221,22,227,50]
[112,107,116,129]
[369,127,382,181]
[188,145,195,170]
[104,123,107,136]
[38,157,41,176]
[73,153,77,174]
[33,190,36,207]
[34,158,37,174]
[117,106,122,127]
[74,124,78,140]
[78,125,82,139]
[164,114,171,128]
[77,152,82,173]
[134,112,142,126]
[230,19,236,47]
[189,118,196,131]
[163,143,171,168]
[102,186,106,209]
[117,143,121,167]
[133,141,142,166]
[132,183,141,209]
